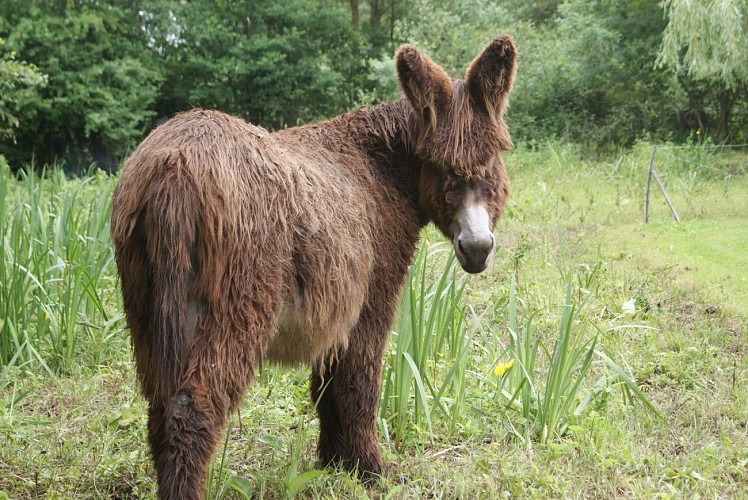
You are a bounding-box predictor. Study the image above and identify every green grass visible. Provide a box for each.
[0,160,122,377]
[381,243,472,444]
[607,220,748,317]
[1,144,747,498]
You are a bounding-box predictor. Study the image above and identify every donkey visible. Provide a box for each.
[111,35,516,499]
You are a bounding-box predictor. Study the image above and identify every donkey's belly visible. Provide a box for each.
[263,166,376,368]
[266,297,361,368]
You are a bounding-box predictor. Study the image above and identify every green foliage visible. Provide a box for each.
[208,417,325,499]
[0,147,746,497]
[512,0,673,146]
[0,38,45,141]
[381,243,471,445]
[1,0,748,164]
[659,0,748,88]
[394,0,517,77]
[492,271,658,444]
[144,0,371,128]
[657,0,748,141]
[391,0,682,146]
[381,236,658,449]
[1,4,162,170]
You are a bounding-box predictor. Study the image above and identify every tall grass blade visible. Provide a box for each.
[594,350,663,419]
[401,352,433,436]
[382,240,470,442]
[0,165,117,373]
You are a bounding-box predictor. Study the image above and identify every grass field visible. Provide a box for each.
[0,143,746,498]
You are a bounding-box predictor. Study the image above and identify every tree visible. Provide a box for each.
[347,0,407,47]
[519,0,672,145]
[0,37,46,142]
[504,0,562,25]
[393,0,674,146]
[145,0,371,129]
[351,0,360,28]
[1,2,163,171]
[658,0,748,140]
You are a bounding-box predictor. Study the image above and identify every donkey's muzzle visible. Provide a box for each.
[454,233,495,274]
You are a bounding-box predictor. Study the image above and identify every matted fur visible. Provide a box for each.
[111,35,516,499]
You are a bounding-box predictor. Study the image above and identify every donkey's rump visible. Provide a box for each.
[113,108,376,369]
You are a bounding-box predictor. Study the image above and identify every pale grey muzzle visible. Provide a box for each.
[452,203,495,274]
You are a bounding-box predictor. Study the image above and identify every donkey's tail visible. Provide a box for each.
[146,150,200,403]
[112,148,200,403]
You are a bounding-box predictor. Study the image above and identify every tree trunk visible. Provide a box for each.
[677,72,708,138]
[369,0,383,28]
[714,84,736,142]
[389,0,395,42]
[350,0,359,28]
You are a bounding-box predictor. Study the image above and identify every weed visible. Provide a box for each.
[492,271,659,444]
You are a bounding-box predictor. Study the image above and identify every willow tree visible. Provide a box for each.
[658,0,748,140]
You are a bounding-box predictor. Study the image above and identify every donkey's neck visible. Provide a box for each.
[331,99,422,206]
[346,99,414,157]
[352,99,423,210]
[279,99,422,216]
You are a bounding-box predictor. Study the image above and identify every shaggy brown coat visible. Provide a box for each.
[111,35,516,499]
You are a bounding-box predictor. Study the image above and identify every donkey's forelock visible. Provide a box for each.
[441,82,511,175]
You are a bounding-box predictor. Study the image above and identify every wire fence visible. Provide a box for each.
[644,144,748,223]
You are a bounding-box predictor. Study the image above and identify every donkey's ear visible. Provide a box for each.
[465,35,517,122]
[396,45,454,131]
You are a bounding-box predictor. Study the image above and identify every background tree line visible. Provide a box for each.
[1,0,746,171]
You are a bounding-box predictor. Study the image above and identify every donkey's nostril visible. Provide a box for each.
[455,235,494,274]
[457,234,494,266]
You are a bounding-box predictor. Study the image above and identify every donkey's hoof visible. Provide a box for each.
[354,457,385,486]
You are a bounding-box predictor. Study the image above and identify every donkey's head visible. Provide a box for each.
[396,36,517,274]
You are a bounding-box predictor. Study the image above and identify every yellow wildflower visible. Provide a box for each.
[494,358,515,377]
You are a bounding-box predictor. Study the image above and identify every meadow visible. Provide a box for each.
[0,143,746,498]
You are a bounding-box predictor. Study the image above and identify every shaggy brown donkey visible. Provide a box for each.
[111,35,516,499]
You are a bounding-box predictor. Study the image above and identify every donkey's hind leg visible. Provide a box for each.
[147,380,226,500]
[147,318,268,500]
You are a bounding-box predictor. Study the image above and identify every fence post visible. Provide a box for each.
[645,146,656,223]
[651,169,681,223]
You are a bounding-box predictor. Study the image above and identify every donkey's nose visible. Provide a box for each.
[456,233,495,273]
